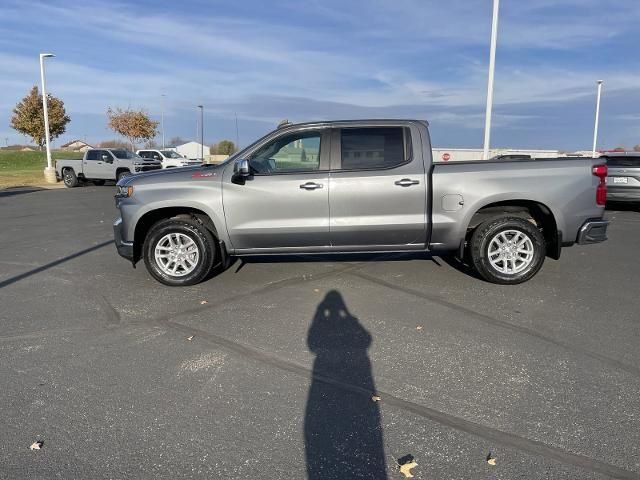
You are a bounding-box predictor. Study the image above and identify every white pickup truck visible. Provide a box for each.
[56,148,162,187]
[136,149,203,169]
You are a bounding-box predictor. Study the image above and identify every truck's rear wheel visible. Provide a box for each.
[62,168,78,188]
[143,217,216,286]
[469,216,546,285]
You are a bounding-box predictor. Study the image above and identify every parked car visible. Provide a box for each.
[56,149,162,187]
[113,120,609,286]
[136,149,202,169]
[601,152,640,204]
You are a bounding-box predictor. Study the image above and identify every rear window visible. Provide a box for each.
[605,156,640,167]
[340,127,410,170]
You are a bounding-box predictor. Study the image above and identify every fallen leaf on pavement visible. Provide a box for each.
[187,336,194,341]
[371,395,381,402]
[399,461,418,478]
[29,441,43,450]
[313,289,320,293]
[486,453,497,465]
[200,300,208,305]
[416,325,423,330]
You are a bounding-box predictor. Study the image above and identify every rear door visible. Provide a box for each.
[222,129,331,251]
[328,126,427,250]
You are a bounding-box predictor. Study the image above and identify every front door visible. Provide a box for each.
[222,130,331,252]
[329,126,428,249]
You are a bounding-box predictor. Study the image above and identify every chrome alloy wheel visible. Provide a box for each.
[487,229,534,275]
[154,233,200,277]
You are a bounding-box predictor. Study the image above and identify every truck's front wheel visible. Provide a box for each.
[143,217,216,286]
[469,216,546,285]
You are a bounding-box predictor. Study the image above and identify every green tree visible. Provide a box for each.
[215,140,236,155]
[107,107,158,150]
[10,86,70,149]
[633,145,640,152]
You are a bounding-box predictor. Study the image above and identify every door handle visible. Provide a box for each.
[395,178,420,187]
[300,182,323,190]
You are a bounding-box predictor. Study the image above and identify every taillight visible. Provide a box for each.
[592,164,607,206]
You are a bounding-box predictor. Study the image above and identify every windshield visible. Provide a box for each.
[161,150,183,159]
[110,149,140,160]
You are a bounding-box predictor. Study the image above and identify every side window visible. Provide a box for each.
[100,150,113,161]
[340,127,410,170]
[139,151,150,158]
[249,131,321,174]
[86,150,98,161]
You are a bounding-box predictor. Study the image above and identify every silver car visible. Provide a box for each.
[602,152,640,203]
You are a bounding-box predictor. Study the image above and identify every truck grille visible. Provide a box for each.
[135,164,162,172]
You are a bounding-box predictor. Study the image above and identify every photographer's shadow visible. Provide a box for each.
[304,290,387,479]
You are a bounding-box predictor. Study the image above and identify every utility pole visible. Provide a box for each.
[235,112,240,151]
[161,93,166,149]
[592,80,604,157]
[197,105,204,160]
[482,0,500,160]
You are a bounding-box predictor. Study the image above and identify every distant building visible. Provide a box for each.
[60,139,93,152]
[169,141,208,160]
[432,148,561,162]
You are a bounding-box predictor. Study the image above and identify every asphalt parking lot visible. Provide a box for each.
[1,185,639,479]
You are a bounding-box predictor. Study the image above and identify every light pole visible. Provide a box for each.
[235,112,240,151]
[197,105,204,160]
[482,0,500,160]
[161,94,166,149]
[39,53,57,183]
[592,80,604,157]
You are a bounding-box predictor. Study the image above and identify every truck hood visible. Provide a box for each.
[117,164,224,187]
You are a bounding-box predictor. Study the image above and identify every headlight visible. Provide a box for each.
[116,185,134,198]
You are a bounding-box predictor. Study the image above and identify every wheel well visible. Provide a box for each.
[133,207,218,262]
[116,167,131,176]
[466,200,560,259]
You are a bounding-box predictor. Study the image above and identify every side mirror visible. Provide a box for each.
[101,154,112,163]
[153,154,160,160]
[234,159,250,176]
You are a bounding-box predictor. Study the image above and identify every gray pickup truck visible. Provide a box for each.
[56,148,162,187]
[113,120,609,286]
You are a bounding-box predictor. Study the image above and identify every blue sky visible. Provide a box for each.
[1,0,639,150]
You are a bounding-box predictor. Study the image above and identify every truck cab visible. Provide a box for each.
[137,149,202,169]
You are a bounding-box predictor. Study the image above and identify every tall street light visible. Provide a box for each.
[161,93,166,149]
[197,105,204,160]
[39,53,57,183]
[592,80,604,157]
[482,0,500,160]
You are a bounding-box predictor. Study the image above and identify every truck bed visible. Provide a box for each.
[429,157,605,251]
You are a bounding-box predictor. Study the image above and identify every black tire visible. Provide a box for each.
[116,170,131,181]
[469,216,546,285]
[92,179,106,186]
[143,217,216,286]
[62,168,78,188]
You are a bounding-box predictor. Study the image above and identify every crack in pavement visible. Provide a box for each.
[349,271,640,379]
[151,316,639,480]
